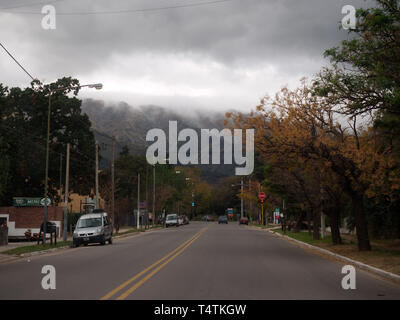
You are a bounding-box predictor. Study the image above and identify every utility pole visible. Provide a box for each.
[137,173,140,229]
[153,165,155,226]
[145,166,148,229]
[320,174,326,239]
[59,153,63,201]
[282,199,286,232]
[111,138,115,232]
[249,177,252,221]
[95,141,99,209]
[241,177,244,219]
[63,144,70,242]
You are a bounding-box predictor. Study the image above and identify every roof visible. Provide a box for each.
[80,212,108,219]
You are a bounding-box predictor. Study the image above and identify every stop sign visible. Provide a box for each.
[258,192,266,201]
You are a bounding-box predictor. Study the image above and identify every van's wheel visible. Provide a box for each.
[73,242,79,248]
[84,243,88,246]
[108,238,112,244]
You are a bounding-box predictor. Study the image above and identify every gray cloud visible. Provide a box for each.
[0,0,375,110]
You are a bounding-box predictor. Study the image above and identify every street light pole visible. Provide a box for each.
[111,138,115,232]
[42,83,102,244]
[95,140,99,209]
[152,164,155,226]
[137,173,140,229]
[241,177,244,219]
[63,143,70,242]
[42,91,52,244]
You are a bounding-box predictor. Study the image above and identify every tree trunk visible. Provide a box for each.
[352,193,371,251]
[307,210,312,236]
[312,208,320,240]
[294,211,306,233]
[327,207,342,245]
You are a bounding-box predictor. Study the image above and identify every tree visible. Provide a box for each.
[227,80,397,250]
[0,78,97,205]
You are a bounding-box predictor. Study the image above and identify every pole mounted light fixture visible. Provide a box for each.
[42,82,103,245]
[88,83,103,90]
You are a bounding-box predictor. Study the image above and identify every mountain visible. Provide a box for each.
[81,99,237,183]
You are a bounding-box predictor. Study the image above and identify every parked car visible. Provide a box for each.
[73,211,112,247]
[239,217,249,225]
[183,215,189,225]
[218,216,228,224]
[178,216,184,225]
[165,214,179,227]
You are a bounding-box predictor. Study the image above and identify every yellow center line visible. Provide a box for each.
[100,226,208,300]
[116,228,207,300]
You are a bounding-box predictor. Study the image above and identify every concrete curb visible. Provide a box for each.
[267,229,400,284]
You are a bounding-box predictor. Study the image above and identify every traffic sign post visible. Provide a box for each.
[261,200,264,226]
[258,192,266,225]
[274,208,280,224]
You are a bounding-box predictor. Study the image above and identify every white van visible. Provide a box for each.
[165,214,178,227]
[73,210,113,247]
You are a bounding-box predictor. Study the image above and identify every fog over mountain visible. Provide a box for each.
[82,99,239,182]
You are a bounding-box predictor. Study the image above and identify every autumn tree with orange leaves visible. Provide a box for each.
[226,79,399,251]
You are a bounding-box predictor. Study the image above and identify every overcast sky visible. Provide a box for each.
[0,0,374,112]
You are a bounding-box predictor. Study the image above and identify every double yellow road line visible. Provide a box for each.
[100,226,209,300]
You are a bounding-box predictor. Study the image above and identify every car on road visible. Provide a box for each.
[183,215,189,224]
[165,213,179,227]
[73,211,113,247]
[178,215,184,225]
[218,216,228,224]
[239,217,249,225]
[203,215,214,222]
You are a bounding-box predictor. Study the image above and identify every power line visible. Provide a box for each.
[0,42,36,81]
[0,0,237,15]
[0,0,66,10]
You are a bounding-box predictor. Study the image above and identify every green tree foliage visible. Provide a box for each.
[0,77,96,205]
[313,0,400,240]
[314,0,400,153]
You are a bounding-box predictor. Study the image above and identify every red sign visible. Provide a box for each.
[258,192,266,201]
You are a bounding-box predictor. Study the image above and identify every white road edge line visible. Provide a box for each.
[266,229,400,284]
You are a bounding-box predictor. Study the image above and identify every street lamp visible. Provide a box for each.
[42,83,103,245]
[152,163,155,225]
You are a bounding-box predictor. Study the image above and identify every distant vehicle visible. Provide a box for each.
[73,211,112,247]
[203,215,214,222]
[239,217,249,225]
[218,216,228,224]
[182,215,189,225]
[178,216,184,225]
[165,214,179,227]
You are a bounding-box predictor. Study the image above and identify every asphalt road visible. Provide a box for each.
[0,221,399,300]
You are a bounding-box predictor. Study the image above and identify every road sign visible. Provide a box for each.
[13,197,51,207]
[192,202,195,207]
[258,192,266,201]
[40,197,52,206]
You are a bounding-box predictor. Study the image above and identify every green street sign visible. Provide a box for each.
[13,197,52,207]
